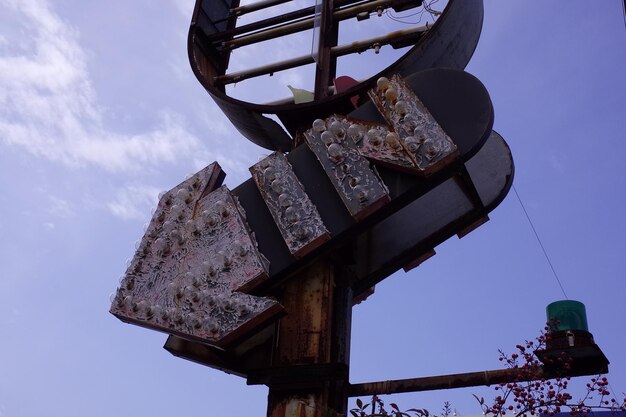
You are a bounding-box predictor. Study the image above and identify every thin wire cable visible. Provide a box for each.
[385,7,428,24]
[423,0,442,18]
[385,0,440,25]
[513,185,569,300]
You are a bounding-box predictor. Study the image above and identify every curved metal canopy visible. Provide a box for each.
[188,0,484,150]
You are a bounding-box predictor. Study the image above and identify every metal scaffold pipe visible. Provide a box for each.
[231,0,292,16]
[222,0,422,49]
[214,25,428,85]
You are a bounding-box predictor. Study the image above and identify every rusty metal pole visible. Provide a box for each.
[314,0,339,100]
[267,258,353,417]
[347,360,610,398]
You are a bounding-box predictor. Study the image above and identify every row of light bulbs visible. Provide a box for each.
[257,155,316,242]
[375,76,450,166]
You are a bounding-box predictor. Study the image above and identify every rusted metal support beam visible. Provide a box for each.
[314,0,338,99]
[402,248,435,272]
[222,0,422,50]
[214,26,427,85]
[223,16,315,50]
[348,363,607,398]
[206,0,365,43]
[267,259,353,417]
[208,7,315,43]
[332,24,428,54]
[216,55,314,85]
[349,368,536,397]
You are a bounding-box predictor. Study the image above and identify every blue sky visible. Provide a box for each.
[1,1,625,416]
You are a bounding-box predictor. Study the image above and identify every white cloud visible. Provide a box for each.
[0,0,204,173]
[47,195,75,218]
[107,184,161,221]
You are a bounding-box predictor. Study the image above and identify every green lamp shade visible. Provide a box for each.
[546,300,589,332]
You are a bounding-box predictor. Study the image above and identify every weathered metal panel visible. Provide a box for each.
[464,131,513,207]
[110,166,283,348]
[276,261,333,365]
[131,69,502,378]
[303,115,390,220]
[353,130,514,295]
[229,68,494,287]
[369,74,458,176]
[250,152,330,258]
[268,394,319,417]
[162,129,514,376]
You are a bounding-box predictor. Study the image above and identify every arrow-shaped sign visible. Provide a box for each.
[111,69,510,366]
[110,164,283,347]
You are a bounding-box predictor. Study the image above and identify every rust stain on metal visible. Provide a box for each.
[352,286,375,306]
[303,115,390,221]
[277,261,334,365]
[369,74,459,176]
[251,152,330,258]
[348,365,592,397]
[270,394,319,417]
[110,164,282,348]
[456,215,489,238]
[402,249,436,272]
